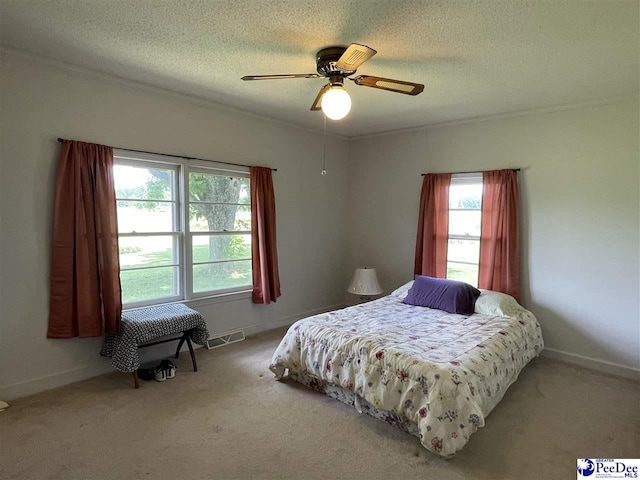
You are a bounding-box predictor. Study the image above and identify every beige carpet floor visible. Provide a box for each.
[1,327,639,480]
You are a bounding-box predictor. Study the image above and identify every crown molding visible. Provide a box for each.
[350,95,639,141]
[2,46,636,142]
[0,46,350,141]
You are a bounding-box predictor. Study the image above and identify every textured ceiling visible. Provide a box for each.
[1,0,638,137]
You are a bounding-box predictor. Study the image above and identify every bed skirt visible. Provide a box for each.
[288,370,422,439]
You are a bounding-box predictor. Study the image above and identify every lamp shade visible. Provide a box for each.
[347,267,383,296]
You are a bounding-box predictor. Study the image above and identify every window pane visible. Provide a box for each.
[449,210,481,237]
[192,234,251,263]
[114,165,174,201]
[189,172,250,204]
[120,266,179,304]
[446,262,479,287]
[119,235,177,269]
[448,239,480,264]
[117,201,175,233]
[449,184,482,209]
[189,205,251,232]
[193,260,252,293]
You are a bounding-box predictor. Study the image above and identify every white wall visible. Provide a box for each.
[348,100,640,377]
[0,51,351,400]
[1,50,638,401]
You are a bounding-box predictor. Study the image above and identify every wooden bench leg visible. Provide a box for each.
[133,372,140,389]
[174,334,186,359]
[175,331,197,372]
[186,336,197,372]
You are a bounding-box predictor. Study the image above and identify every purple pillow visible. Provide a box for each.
[403,275,480,315]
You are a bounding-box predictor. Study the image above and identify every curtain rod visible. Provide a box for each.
[56,138,277,171]
[421,168,520,176]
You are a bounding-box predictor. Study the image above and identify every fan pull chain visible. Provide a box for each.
[321,114,327,175]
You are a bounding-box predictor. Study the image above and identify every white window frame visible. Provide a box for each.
[114,151,252,309]
[187,165,252,300]
[446,173,483,286]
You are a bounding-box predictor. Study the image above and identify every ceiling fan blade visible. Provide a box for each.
[241,73,321,81]
[310,84,330,111]
[336,44,377,71]
[352,75,424,95]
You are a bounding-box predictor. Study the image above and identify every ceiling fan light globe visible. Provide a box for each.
[321,86,351,120]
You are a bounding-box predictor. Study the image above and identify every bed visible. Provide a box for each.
[269,280,544,457]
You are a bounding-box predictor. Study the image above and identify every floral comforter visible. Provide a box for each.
[269,295,544,457]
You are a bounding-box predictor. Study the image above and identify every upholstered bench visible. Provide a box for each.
[100,303,209,388]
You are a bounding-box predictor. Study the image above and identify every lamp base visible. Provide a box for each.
[353,294,381,304]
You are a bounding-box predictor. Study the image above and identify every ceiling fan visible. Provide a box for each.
[241,43,424,120]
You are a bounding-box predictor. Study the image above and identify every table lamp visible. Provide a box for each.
[347,267,383,301]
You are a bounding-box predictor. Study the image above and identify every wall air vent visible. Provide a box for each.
[205,330,246,350]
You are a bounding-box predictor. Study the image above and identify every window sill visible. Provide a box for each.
[123,289,253,312]
[186,289,253,308]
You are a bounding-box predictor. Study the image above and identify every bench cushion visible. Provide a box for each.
[100,304,209,372]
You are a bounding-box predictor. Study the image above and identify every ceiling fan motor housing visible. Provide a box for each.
[316,46,356,77]
[241,43,424,113]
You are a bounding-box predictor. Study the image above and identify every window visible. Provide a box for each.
[188,169,252,294]
[446,173,483,287]
[115,161,181,306]
[114,155,252,308]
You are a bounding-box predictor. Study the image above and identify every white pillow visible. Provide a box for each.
[474,289,522,318]
[390,280,414,299]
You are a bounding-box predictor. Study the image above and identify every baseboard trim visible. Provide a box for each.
[21,305,636,400]
[0,362,115,401]
[242,303,345,338]
[541,348,640,382]
[0,303,346,401]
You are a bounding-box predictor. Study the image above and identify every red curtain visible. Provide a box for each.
[250,166,281,304]
[48,140,122,338]
[478,169,520,301]
[414,173,452,278]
